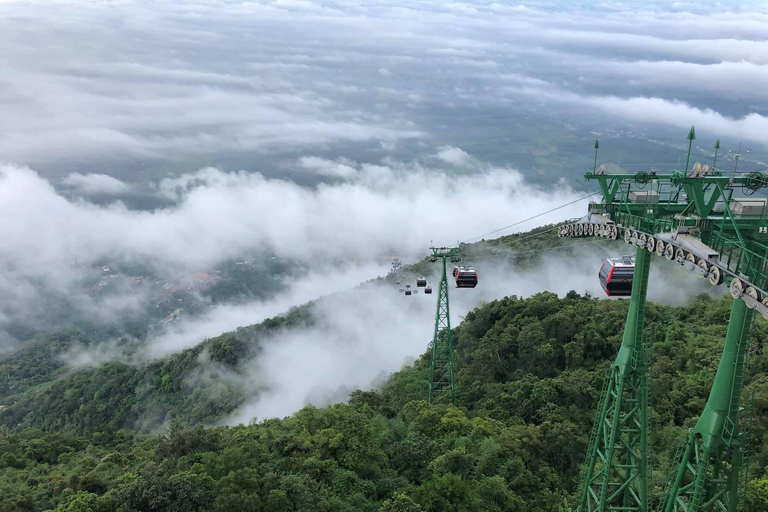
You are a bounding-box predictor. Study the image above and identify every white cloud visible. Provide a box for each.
[296,156,358,179]
[503,83,768,146]
[228,242,719,422]
[0,157,585,279]
[147,262,390,358]
[584,96,768,144]
[434,145,471,165]
[60,173,132,195]
[0,0,765,173]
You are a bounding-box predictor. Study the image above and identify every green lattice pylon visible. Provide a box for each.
[578,245,652,512]
[660,297,754,512]
[428,247,459,405]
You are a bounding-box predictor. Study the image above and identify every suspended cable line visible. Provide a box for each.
[459,191,600,244]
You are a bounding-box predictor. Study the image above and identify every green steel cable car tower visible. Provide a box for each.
[560,127,768,512]
[427,246,461,405]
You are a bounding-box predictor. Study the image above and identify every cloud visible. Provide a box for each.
[0,158,585,279]
[0,0,765,176]
[146,262,390,358]
[503,83,768,146]
[296,156,358,179]
[61,173,133,195]
[612,60,768,101]
[434,146,471,165]
[227,242,720,422]
[584,96,768,144]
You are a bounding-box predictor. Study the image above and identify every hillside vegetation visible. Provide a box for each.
[3,292,768,512]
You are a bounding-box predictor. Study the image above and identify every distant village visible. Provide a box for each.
[84,263,227,324]
[81,255,402,325]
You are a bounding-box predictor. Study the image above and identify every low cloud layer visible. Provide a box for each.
[0,156,584,278]
[61,173,133,195]
[227,243,719,422]
[0,0,765,177]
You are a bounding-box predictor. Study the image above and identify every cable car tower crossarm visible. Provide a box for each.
[560,127,768,512]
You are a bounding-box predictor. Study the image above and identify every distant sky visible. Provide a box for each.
[1,0,766,182]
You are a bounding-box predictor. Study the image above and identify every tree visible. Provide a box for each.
[379,493,424,512]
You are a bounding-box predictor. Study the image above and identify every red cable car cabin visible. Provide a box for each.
[454,266,478,288]
[599,257,634,297]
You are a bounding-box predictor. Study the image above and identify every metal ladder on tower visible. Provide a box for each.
[723,324,749,447]
[738,391,755,512]
[659,436,688,509]
[576,365,613,512]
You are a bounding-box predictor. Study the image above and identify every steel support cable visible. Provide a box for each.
[459,191,601,244]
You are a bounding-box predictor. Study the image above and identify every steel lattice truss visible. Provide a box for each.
[562,128,767,512]
[427,247,460,405]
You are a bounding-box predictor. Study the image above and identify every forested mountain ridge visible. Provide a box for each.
[0,223,608,435]
[3,291,768,511]
[0,305,315,436]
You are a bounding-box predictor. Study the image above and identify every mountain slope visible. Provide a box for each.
[3,292,768,511]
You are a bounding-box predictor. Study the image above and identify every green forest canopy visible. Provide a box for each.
[3,292,768,511]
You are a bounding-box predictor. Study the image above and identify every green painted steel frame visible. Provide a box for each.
[574,130,768,512]
[428,247,459,405]
[661,299,755,512]
[577,246,652,512]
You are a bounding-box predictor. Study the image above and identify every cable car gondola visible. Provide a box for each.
[599,257,635,297]
[454,266,478,288]
[416,277,427,287]
[424,283,433,294]
[405,289,412,296]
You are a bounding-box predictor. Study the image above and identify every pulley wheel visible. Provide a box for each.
[630,230,639,245]
[588,224,594,236]
[707,265,724,286]
[696,258,709,278]
[745,172,767,191]
[610,226,618,240]
[664,243,675,261]
[674,247,686,264]
[578,224,584,236]
[730,278,744,299]
[624,228,632,244]
[639,234,647,248]
[646,236,655,253]
[655,240,665,257]
[762,297,768,320]
[746,287,761,308]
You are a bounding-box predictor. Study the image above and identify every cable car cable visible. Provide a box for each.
[459,191,601,244]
